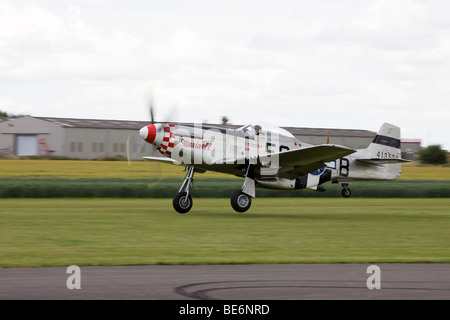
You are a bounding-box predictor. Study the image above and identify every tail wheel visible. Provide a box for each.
[231,190,252,213]
[173,192,193,214]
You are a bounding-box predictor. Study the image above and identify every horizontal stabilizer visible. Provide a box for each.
[356,158,411,166]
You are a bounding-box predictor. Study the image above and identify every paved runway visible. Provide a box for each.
[1,264,449,300]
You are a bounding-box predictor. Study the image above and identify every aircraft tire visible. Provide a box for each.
[230,190,252,213]
[341,188,351,198]
[173,192,193,214]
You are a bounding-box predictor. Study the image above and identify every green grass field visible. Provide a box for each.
[1,159,450,180]
[1,160,449,267]
[1,159,450,198]
[0,159,224,179]
[1,198,449,267]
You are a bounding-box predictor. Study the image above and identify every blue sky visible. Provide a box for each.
[1,0,449,149]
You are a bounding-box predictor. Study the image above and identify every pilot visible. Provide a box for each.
[254,124,262,136]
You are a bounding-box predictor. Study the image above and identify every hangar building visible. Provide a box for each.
[0,116,416,159]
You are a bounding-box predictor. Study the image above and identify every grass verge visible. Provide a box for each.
[1,177,449,198]
[1,198,449,267]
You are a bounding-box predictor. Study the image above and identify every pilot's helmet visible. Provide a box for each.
[254,124,262,135]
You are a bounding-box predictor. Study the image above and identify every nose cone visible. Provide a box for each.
[139,124,157,144]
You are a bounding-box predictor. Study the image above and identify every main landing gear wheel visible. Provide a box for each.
[173,192,193,214]
[341,187,351,198]
[231,190,252,213]
[173,166,195,214]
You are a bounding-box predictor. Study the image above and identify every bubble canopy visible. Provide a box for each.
[236,122,295,139]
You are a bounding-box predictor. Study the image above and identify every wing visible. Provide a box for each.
[143,156,180,165]
[143,145,355,179]
[259,144,356,178]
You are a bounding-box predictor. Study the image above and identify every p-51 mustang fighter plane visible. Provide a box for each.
[139,120,409,213]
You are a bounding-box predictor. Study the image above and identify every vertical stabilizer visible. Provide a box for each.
[364,123,402,160]
[355,123,409,180]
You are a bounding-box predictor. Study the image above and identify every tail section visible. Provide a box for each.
[364,123,403,160]
[355,123,409,180]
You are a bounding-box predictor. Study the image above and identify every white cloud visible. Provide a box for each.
[0,2,147,83]
[0,0,449,149]
[0,95,33,115]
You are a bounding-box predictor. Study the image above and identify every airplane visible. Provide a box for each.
[138,119,409,214]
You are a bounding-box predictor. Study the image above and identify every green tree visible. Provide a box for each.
[419,145,448,165]
[0,110,29,118]
[221,116,230,125]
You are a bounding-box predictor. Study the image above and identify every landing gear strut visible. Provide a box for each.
[230,164,255,213]
[173,166,195,214]
[173,164,256,214]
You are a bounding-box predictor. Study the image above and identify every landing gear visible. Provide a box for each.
[230,164,255,213]
[173,192,193,214]
[173,166,195,214]
[230,190,252,213]
[341,183,351,198]
[173,164,255,214]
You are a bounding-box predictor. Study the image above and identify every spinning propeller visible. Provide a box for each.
[138,85,178,146]
[127,83,179,194]
[127,85,160,165]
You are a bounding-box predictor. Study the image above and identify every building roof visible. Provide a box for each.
[0,117,12,123]
[401,139,421,144]
[34,116,149,130]
[4,116,376,137]
[283,126,375,138]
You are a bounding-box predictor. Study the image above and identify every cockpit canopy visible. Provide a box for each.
[235,123,295,140]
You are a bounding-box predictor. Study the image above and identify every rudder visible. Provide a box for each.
[364,123,402,159]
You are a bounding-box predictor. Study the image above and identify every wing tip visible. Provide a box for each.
[142,156,179,164]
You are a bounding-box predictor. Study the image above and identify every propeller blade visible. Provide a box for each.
[150,106,155,124]
[126,136,131,166]
[144,83,156,124]
[143,83,179,134]
[149,89,155,124]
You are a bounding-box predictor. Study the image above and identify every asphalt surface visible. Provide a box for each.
[1,264,449,300]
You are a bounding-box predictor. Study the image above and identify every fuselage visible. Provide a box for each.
[139,122,402,191]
